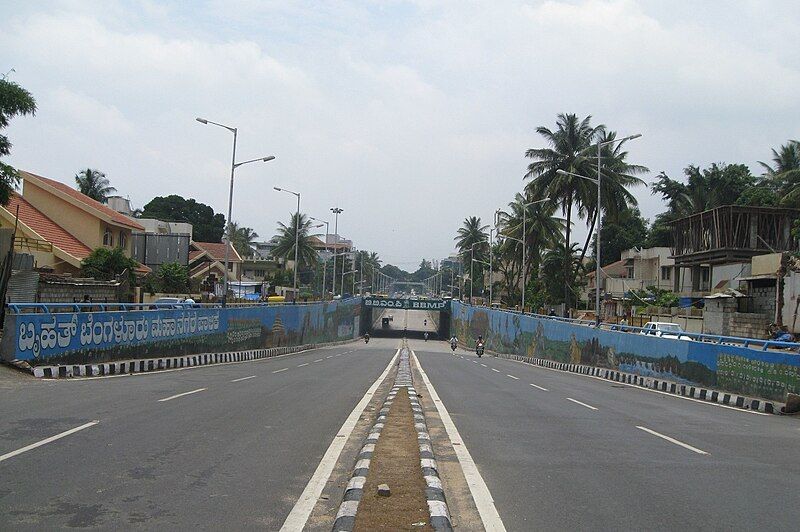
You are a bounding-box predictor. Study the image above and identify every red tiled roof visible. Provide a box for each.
[193,241,241,262]
[4,193,92,261]
[20,171,145,231]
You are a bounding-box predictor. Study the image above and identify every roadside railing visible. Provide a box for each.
[462,302,800,352]
[6,297,360,315]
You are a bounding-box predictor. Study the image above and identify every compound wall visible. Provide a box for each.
[2,299,362,367]
[451,300,800,402]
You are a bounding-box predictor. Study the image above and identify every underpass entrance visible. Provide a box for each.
[362,297,450,339]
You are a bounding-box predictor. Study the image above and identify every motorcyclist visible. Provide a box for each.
[476,334,485,357]
[424,331,429,341]
[364,332,370,343]
[450,335,458,351]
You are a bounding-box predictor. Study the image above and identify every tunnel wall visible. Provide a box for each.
[451,300,800,402]
[3,299,363,366]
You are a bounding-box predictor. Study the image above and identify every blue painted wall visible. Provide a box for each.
[451,301,800,401]
[2,299,361,366]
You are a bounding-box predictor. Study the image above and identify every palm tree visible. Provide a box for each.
[229,222,259,258]
[541,242,585,307]
[75,168,116,202]
[760,140,800,207]
[524,114,601,307]
[272,212,320,274]
[455,217,489,297]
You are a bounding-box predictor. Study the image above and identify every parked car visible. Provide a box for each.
[639,321,693,341]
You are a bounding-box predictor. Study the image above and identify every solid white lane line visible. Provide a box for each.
[158,388,206,402]
[314,359,323,363]
[0,420,99,463]
[491,368,501,373]
[280,348,400,531]
[530,383,549,391]
[297,363,309,367]
[507,374,519,380]
[566,397,598,411]
[272,368,288,374]
[411,351,507,531]
[231,375,256,382]
[636,426,709,455]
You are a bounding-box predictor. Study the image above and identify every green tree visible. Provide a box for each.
[75,168,116,202]
[651,163,757,216]
[81,247,139,285]
[141,195,226,242]
[645,211,678,248]
[272,212,320,275]
[155,262,190,293]
[760,140,800,207]
[0,78,37,205]
[454,216,489,297]
[228,222,259,258]
[592,206,648,265]
[540,242,585,307]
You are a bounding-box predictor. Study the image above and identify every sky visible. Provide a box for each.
[2,0,799,270]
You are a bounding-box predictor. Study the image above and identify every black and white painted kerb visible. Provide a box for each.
[29,337,357,379]
[484,350,782,414]
[332,345,453,532]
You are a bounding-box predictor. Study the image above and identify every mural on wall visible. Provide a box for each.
[2,299,362,366]
[451,301,799,401]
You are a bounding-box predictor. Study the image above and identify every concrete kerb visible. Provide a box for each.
[28,337,360,379]
[332,345,453,532]
[481,348,783,414]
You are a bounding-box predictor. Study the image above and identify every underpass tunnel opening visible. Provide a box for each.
[367,308,449,340]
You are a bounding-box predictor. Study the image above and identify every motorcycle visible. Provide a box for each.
[364,335,370,344]
[476,341,484,358]
[450,342,457,352]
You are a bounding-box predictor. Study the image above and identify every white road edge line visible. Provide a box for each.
[566,397,598,411]
[272,368,288,374]
[0,420,99,463]
[506,374,519,380]
[231,375,256,382]
[280,347,400,531]
[158,388,206,402]
[530,383,549,391]
[636,426,709,455]
[411,350,507,532]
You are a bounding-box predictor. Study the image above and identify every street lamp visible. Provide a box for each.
[274,187,301,296]
[309,217,330,300]
[196,117,275,307]
[330,207,344,296]
[557,132,641,325]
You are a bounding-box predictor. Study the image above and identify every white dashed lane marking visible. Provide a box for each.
[506,374,519,380]
[491,368,500,373]
[314,359,323,363]
[297,363,309,367]
[636,426,709,455]
[231,375,256,382]
[530,383,548,391]
[480,363,487,367]
[272,368,288,374]
[0,421,100,463]
[158,388,206,402]
[566,397,598,410]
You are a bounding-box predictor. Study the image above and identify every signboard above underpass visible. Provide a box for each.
[363,297,449,311]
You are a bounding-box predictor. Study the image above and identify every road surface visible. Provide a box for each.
[0,339,396,530]
[411,339,800,531]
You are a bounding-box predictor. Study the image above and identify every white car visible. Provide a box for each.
[639,321,693,341]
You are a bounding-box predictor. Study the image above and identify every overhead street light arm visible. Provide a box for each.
[196,117,236,132]
[234,155,275,168]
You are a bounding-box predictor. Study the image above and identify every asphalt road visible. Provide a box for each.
[0,339,396,530]
[411,339,800,532]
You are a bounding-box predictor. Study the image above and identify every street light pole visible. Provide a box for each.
[309,217,329,300]
[274,187,301,296]
[557,132,641,325]
[196,117,274,307]
[330,207,343,297]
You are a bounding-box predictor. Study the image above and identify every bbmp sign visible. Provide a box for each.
[363,297,449,311]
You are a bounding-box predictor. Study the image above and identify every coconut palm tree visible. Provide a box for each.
[760,140,800,207]
[541,242,585,307]
[228,222,259,258]
[455,216,489,296]
[272,213,320,273]
[75,168,116,202]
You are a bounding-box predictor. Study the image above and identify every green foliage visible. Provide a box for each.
[155,262,190,293]
[629,286,679,310]
[272,212,320,271]
[0,78,37,205]
[141,195,226,242]
[735,185,779,206]
[75,168,116,202]
[651,163,757,216]
[228,222,258,258]
[81,247,139,285]
[645,211,677,248]
[541,242,585,306]
[593,206,648,265]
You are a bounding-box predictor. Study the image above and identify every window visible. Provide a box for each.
[103,228,113,247]
[118,233,127,249]
[661,266,671,281]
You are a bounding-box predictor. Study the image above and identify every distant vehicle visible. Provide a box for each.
[150,297,193,309]
[640,322,692,341]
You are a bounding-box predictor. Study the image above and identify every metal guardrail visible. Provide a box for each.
[463,302,800,352]
[6,297,360,315]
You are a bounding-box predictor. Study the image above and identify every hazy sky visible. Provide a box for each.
[2,0,799,270]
